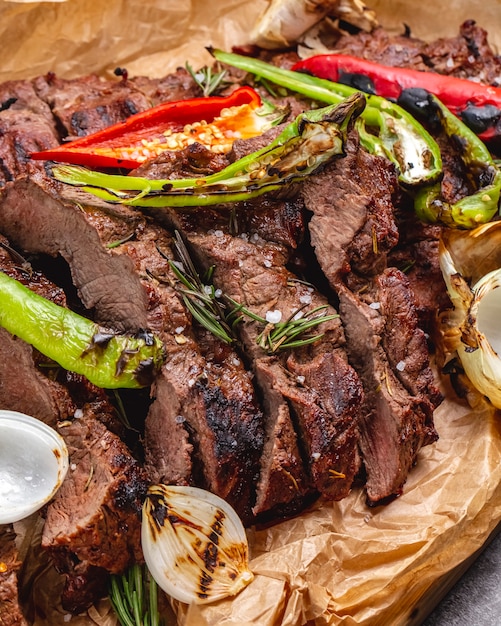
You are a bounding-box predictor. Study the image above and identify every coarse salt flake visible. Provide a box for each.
[74,408,84,419]
[299,294,312,305]
[296,375,305,384]
[266,309,282,324]
[396,360,406,371]
[369,302,381,310]
[175,326,185,334]
[263,259,272,267]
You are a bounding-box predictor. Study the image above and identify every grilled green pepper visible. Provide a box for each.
[210,48,443,188]
[407,90,501,228]
[0,271,165,388]
[52,93,366,207]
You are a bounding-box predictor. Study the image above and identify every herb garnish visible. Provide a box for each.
[185,61,229,97]
[168,232,337,353]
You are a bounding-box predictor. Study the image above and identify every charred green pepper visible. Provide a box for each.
[0,271,165,388]
[406,90,501,228]
[52,93,366,207]
[210,48,443,188]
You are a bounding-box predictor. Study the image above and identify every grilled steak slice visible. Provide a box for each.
[32,68,201,140]
[175,222,364,511]
[107,222,265,523]
[387,213,450,341]
[302,134,440,503]
[42,414,148,606]
[32,73,151,139]
[301,133,400,283]
[252,358,314,516]
[0,526,28,626]
[330,21,501,84]
[0,80,60,187]
[337,274,439,503]
[128,67,202,106]
[0,177,150,332]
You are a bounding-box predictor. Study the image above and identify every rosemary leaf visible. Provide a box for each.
[185,62,229,97]
[277,333,326,350]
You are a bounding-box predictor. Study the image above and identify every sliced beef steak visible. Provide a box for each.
[337,274,438,503]
[0,236,76,425]
[0,176,150,332]
[0,80,60,186]
[0,526,28,626]
[302,134,440,503]
[42,413,148,611]
[0,174,265,522]
[109,223,265,523]
[32,68,201,140]
[32,73,151,139]
[174,221,364,512]
[387,212,450,341]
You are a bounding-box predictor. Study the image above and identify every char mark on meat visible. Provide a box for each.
[302,132,440,504]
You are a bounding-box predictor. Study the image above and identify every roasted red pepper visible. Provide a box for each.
[31,86,279,169]
[292,54,501,143]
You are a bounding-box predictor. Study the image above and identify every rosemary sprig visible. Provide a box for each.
[168,232,235,344]
[109,563,162,626]
[227,299,338,353]
[185,62,229,97]
[169,233,338,353]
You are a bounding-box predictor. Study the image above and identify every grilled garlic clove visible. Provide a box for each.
[440,222,501,408]
[141,484,254,605]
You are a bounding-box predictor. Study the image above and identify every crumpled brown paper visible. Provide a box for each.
[3,1,501,624]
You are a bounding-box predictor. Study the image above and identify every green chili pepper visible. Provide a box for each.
[51,93,366,207]
[0,271,165,388]
[409,91,501,228]
[209,48,443,188]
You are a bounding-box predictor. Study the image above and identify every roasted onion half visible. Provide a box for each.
[141,484,254,605]
[440,221,501,408]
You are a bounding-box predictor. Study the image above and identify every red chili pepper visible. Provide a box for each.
[292,54,501,143]
[31,86,266,169]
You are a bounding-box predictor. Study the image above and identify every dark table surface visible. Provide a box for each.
[421,529,501,625]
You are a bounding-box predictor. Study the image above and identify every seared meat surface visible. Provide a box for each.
[301,134,441,502]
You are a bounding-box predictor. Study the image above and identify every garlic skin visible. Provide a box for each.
[440,221,501,408]
[250,0,377,49]
[141,484,254,605]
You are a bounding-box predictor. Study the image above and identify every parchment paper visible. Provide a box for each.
[2,1,501,624]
